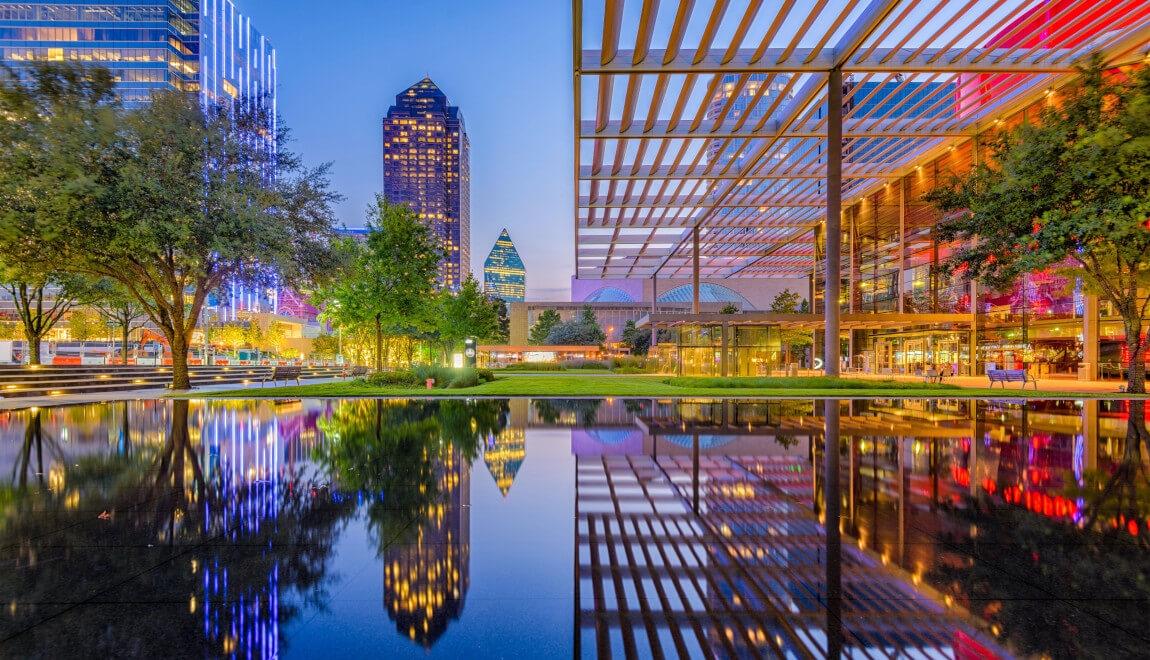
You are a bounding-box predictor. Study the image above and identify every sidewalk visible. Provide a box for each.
[856,372,1126,394]
[0,377,340,411]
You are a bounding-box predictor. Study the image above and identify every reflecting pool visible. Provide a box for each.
[1,397,1148,658]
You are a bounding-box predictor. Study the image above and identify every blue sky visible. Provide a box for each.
[243,0,575,300]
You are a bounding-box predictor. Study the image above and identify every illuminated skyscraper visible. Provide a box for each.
[383,78,471,292]
[0,1,276,110]
[482,229,526,303]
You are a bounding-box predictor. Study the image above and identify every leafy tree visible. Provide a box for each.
[770,288,813,366]
[215,322,248,355]
[493,298,510,343]
[0,272,96,364]
[316,201,440,371]
[92,284,148,364]
[621,320,641,353]
[529,309,562,345]
[437,276,501,361]
[0,63,115,365]
[66,308,103,359]
[0,62,339,388]
[927,59,1150,392]
[0,321,18,341]
[720,303,739,314]
[311,333,340,361]
[546,306,607,346]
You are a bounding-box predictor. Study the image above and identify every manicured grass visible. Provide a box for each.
[186,372,1131,399]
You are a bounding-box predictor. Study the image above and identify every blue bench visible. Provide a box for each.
[987,369,1037,389]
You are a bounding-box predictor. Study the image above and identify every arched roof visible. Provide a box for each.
[584,286,636,303]
[657,283,754,310]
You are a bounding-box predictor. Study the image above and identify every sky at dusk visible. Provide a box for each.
[242,0,575,300]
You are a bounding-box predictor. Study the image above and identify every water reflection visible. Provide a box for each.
[0,396,1147,657]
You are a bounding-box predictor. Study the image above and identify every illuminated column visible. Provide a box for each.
[898,177,906,314]
[692,227,701,315]
[1082,294,1100,381]
[848,208,857,314]
[720,321,729,377]
[650,273,659,349]
[824,68,843,377]
[969,280,980,376]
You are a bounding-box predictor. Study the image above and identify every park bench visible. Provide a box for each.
[262,366,302,387]
[920,368,948,384]
[340,365,369,379]
[987,369,1038,390]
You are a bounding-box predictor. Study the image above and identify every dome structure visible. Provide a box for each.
[657,283,754,310]
[584,286,636,303]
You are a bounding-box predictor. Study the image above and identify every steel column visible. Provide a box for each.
[692,226,701,315]
[824,68,843,377]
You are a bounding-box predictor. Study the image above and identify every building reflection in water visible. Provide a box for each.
[573,398,1009,658]
[383,446,471,646]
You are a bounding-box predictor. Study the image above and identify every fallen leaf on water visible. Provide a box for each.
[97,511,112,521]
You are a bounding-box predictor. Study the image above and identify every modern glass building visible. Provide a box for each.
[0,0,276,110]
[483,228,526,303]
[383,78,471,292]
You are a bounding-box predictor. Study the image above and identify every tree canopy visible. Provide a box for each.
[927,58,1150,391]
[0,62,340,386]
[316,200,440,371]
[529,309,562,345]
[546,306,607,346]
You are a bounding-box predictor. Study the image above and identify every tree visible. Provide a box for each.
[720,303,739,314]
[310,333,340,361]
[621,320,641,353]
[546,306,607,346]
[771,288,813,366]
[317,201,440,371]
[927,59,1150,392]
[0,63,339,388]
[437,276,501,360]
[92,284,148,365]
[214,322,248,355]
[0,63,115,366]
[0,272,95,365]
[493,298,510,343]
[529,309,562,345]
[66,308,103,360]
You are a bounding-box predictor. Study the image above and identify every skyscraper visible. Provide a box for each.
[0,1,276,110]
[483,229,526,303]
[382,78,471,291]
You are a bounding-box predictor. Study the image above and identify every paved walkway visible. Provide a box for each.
[856,372,1127,393]
[0,377,341,411]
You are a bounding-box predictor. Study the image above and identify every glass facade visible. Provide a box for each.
[0,1,276,110]
[382,78,471,292]
[483,228,525,303]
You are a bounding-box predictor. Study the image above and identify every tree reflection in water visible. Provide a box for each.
[313,398,507,647]
[0,400,355,657]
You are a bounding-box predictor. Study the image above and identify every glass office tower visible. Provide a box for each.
[382,78,471,292]
[0,0,276,111]
[483,229,526,303]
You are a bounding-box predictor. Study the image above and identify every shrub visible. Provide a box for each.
[568,360,609,370]
[499,362,566,372]
[363,370,419,387]
[412,364,454,387]
[448,368,481,389]
[477,368,496,383]
[612,366,646,375]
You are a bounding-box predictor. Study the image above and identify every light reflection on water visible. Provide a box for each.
[0,397,1146,658]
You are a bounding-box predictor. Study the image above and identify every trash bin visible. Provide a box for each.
[1078,363,1092,381]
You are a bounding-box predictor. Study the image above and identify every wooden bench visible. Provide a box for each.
[262,366,302,387]
[920,368,948,384]
[987,369,1037,389]
[340,365,369,379]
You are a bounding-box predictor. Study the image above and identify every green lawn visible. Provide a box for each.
[187,373,1130,399]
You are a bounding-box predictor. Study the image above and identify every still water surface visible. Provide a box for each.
[0,397,1147,658]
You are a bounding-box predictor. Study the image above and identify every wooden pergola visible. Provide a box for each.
[574,0,1150,374]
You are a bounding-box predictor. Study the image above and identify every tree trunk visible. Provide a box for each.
[170,332,191,390]
[374,314,383,372]
[1125,316,1146,394]
[122,324,130,365]
[25,330,42,366]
